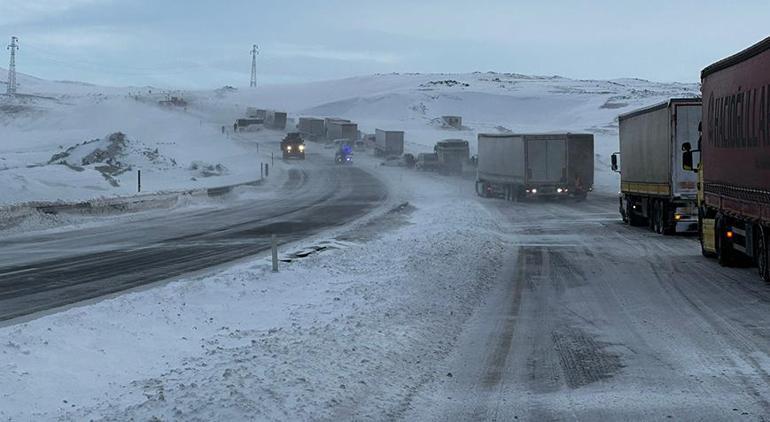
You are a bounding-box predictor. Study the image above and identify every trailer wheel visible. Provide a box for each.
[717,216,736,267]
[620,196,628,223]
[757,225,770,282]
[652,201,662,234]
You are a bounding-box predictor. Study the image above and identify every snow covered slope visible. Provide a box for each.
[0,70,699,205]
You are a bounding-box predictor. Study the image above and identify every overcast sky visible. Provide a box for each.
[1,0,769,88]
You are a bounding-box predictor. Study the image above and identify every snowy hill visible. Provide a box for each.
[0,71,700,205]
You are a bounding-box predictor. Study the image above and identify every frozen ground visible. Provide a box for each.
[1,69,699,207]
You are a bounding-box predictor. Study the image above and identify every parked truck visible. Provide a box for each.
[326,121,358,142]
[298,117,325,141]
[265,110,287,130]
[435,139,469,174]
[682,36,770,281]
[476,133,594,200]
[375,129,405,157]
[612,98,701,234]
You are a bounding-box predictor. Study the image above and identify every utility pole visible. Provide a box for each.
[250,44,259,88]
[6,36,19,97]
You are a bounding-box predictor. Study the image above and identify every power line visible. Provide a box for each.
[6,36,19,97]
[250,44,259,87]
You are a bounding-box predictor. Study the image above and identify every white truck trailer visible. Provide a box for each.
[327,121,358,141]
[298,117,325,141]
[612,98,701,234]
[476,133,594,200]
[375,129,405,157]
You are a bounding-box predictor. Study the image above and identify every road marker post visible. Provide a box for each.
[271,235,279,272]
[137,170,141,193]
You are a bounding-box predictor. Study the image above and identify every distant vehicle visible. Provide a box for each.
[298,117,325,141]
[326,121,358,142]
[415,152,441,171]
[265,110,287,130]
[476,133,594,200]
[235,118,263,132]
[354,140,366,151]
[682,36,770,281]
[375,129,405,157]
[435,139,469,174]
[281,132,306,159]
[381,154,415,168]
[612,98,701,234]
[335,142,353,164]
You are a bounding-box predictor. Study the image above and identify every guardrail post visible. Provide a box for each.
[265,163,269,177]
[271,234,279,272]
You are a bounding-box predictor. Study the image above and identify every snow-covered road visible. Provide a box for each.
[0,152,386,322]
[3,158,769,421]
[404,195,770,420]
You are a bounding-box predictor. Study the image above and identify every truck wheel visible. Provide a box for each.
[620,197,628,223]
[475,181,485,198]
[757,225,770,282]
[699,215,717,258]
[717,217,736,267]
[648,201,656,232]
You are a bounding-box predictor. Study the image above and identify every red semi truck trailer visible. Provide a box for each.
[683,36,770,281]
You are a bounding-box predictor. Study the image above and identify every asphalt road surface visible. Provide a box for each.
[0,157,386,322]
[405,194,770,421]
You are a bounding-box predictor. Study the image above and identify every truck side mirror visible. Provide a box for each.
[681,142,699,172]
[610,152,619,173]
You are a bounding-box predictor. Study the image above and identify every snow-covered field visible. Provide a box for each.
[1,69,699,207]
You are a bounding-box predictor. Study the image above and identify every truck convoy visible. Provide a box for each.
[682,36,770,281]
[435,139,470,174]
[281,133,306,160]
[375,129,405,157]
[476,133,594,200]
[613,98,701,234]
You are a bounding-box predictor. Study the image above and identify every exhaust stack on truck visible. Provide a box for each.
[476,133,594,200]
[613,98,701,234]
[682,36,770,281]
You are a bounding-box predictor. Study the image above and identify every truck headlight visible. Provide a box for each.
[531,188,537,194]
[287,146,292,151]
[557,188,564,193]
[299,145,305,151]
